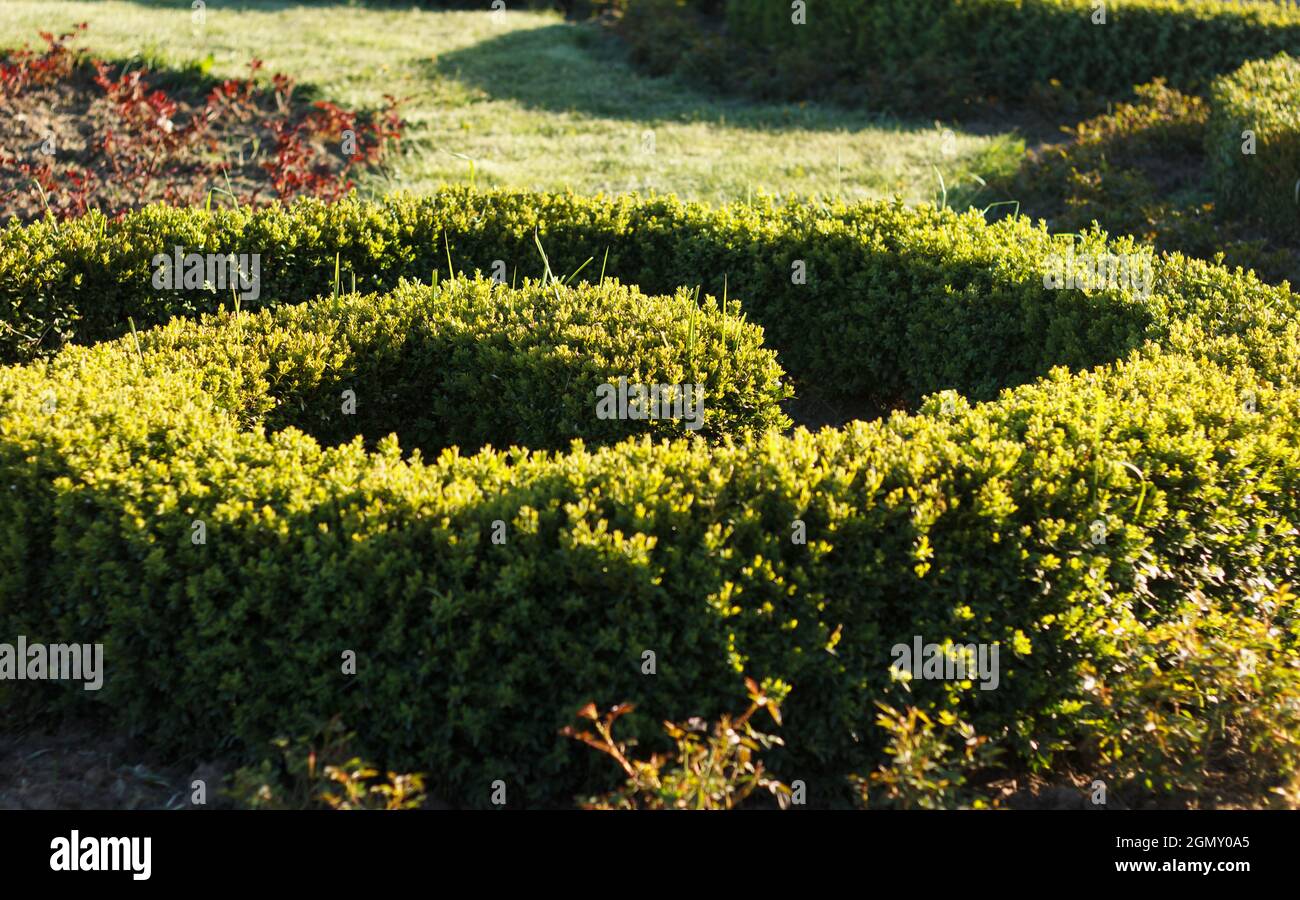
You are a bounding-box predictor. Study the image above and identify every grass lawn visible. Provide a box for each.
[0,0,1024,206]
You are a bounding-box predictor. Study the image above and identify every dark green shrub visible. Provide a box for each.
[719,0,1300,106]
[4,336,1299,806]
[1207,52,1300,239]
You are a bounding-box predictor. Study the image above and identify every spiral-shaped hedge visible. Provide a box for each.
[3,188,1300,806]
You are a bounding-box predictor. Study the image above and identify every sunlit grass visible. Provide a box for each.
[0,0,1024,205]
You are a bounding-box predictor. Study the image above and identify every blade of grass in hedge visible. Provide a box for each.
[222,167,240,211]
[981,200,1020,219]
[533,228,554,285]
[126,317,144,367]
[1119,461,1149,520]
[230,283,244,342]
[723,274,730,350]
[563,256,594,286]
[31,180,57,232]
[533,229,565,302]
[687,286,700,377]
[1091,426,1101,506]
[933,165,948,210]
[599,246,609,284]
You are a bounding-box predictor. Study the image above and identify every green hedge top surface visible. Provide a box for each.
[4,187,1300,806]
[117,276,791,451]
[5,188,1298,405]
[1207,52,1300,235]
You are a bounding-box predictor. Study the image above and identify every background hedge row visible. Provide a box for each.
[637,0,1300,105]
[1207,52,1300,240]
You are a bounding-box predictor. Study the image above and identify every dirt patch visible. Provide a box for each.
[0,721,217,810]
[3,66,257,221]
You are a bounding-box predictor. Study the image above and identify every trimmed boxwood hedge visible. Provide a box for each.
[117,276,790,451]
[4,188,1300,807]
[1208,52,1300,239]
[718,0,1300,103]
[5,187,1297,408]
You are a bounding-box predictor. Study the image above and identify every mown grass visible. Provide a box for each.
[0,0,1023,206]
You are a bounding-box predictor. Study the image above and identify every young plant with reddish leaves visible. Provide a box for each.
[563,678,794,810]
[0,26,404,220]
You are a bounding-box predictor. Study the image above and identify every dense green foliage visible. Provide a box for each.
[8,187,1294,410]
[4,183,1300,805]
[615,0,1300,109]
[117,276,790,451]
[1207,52,1300,239]
[720,0,1300,103]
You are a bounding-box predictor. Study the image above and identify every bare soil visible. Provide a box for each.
[0,721,218,810]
